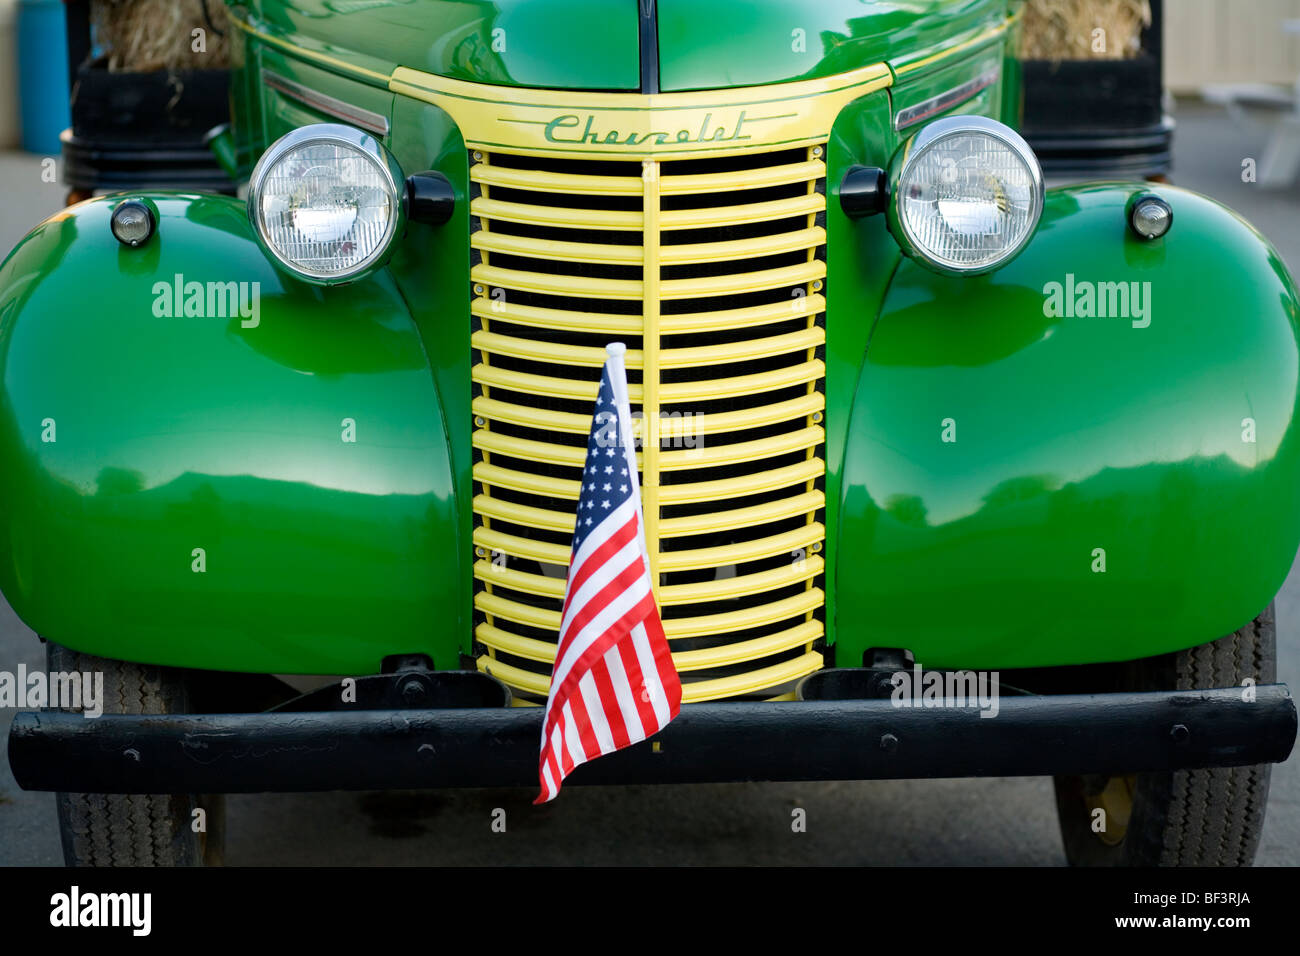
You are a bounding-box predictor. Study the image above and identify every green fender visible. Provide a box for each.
[0,194,462,674]
[834,183,1300,670]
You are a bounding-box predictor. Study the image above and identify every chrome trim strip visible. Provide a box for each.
[262,68,390,136]
[893,65,1001,131]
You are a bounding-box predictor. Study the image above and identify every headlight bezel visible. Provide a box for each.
[247,123,405,285]
[887,115,1045,276]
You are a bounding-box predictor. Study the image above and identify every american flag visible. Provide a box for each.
[535,342,682,803]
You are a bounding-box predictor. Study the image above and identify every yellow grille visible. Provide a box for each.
[470,145,828,704]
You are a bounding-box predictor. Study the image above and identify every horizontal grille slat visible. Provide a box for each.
[478,650,826,704]
[659,194,823,230]
[477,588,824,639]
[472,393,824,435]
[473,328,823,370]
[470,197,643,230]
[658,160,826,195]
[471,164,643,195]
[472,142,828,702]
[473,263,643,300]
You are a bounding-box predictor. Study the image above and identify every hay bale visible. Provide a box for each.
[92,0,230,72]
[1019,0,1152,61]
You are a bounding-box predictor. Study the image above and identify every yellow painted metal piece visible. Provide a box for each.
[472,393,823,439]
[473,494,576,533]
[892,18,1011,77]
[473,526,570,566]
[657,360,824,403]
[473,560,566,600]
[472,231,644,265]
[470,197,642,231]
[659,160,826,195]
[473,330,641,368]
[661,227,824,265]
[658,490,825,537]
[642,158,663,598]
[473,462,582,500]
[472,364,644,402]
[473,429,642,469]
[660,194,824,230]
[657,426,823,471]
[472,264,643,300]
[470,298,643,335]
[390,62,892,161]
[469,134,832,702]
[658,556,824,605]
[657,523,826,574]
[478,651,824,704]
[659,261,825,299]
[656,458,825,506]
[470,164,643,195]
[660,294,825,333]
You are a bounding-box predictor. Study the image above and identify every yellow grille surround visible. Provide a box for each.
[470,144,829,703]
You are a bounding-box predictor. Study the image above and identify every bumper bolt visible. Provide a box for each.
[1170,723,1190,744]
[401,679,427,705]
[879,733,899,753]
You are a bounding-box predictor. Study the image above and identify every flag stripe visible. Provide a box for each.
[536,348,682,803]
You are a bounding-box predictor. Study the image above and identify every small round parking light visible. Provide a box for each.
[110,199,156,248]
[1129,194,1173,240]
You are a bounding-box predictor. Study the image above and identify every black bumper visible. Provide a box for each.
[8,674,1296,793]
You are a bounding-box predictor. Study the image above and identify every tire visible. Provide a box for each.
[1053,604,1276,866]
[47,642,225,866]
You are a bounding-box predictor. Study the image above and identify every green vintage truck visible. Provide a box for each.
[2,0,1297,866]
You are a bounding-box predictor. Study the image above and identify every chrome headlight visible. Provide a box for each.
[888,116,1044,275]
[248,124,404,283]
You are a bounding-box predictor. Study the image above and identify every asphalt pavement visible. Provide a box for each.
[1,99,1298,865]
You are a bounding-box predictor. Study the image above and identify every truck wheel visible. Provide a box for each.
[1053,605,1275,866]
[47,642,225,866]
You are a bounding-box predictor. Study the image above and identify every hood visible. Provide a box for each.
[251,0,1006,93]
[252,0,643,90]
[657,0,1009,91]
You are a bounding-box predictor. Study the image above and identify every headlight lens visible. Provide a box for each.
[890,116,1044,274]
[248,124,403,283]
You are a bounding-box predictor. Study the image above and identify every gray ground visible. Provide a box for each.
[1,100,1298,865]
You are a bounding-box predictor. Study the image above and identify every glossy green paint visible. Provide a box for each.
[824,88,902,648]
[5,2,1297,681]
[888,38,1008,128]
[657,0,1006,91]
[835,184,1300,669]
[240,1,641,91]
[258,48,395,144]
[0,196,463,673]
[384,94,476,659]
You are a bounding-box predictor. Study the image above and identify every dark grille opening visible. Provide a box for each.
[661,249,810,281]
[488,152,642,176]
[488,184,643,212]
[489,251,642,282]
[484,219,643,246]
[662,147,806,175]
[659,180,807,211]
[662,215,809,246]
[488,318,647,350]
[488,287,644,318]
